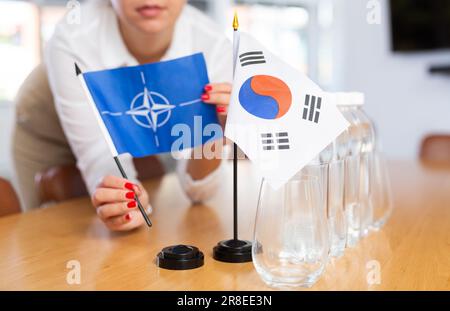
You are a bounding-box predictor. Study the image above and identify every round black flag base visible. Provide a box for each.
[156,244,204,270]
[213,239,252,263]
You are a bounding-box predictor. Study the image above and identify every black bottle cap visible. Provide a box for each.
[156,245,204,270]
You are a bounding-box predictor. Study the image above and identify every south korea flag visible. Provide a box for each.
[225,32,349,189]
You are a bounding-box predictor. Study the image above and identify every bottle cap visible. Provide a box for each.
[332,92,365,107]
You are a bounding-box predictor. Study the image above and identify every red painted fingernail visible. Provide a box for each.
[124,182,134,190]
[127,201,136,208]
[204,84,212,91]
[126,191,135,199]
[125,213,131,221]
[201,94,210,101]
[217,106,226,113]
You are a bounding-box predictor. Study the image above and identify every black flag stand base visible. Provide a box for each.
[213,239,252,263]
[212,143,252,263]
[157,245,204,270]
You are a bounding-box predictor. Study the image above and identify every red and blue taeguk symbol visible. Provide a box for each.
[238,75,292,120]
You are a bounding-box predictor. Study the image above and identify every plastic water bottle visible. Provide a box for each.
[306,136,347,257]
[353,97,376,237]
[336,93,365,246]
[327,124,348,257]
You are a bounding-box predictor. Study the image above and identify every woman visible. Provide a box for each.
[45,0,232,231]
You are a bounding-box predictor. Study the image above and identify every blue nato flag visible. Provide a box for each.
[81,53,221,157]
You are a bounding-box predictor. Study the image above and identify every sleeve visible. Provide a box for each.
[175,35,233,203]
[44,36,138,195]
[176,153,226,204]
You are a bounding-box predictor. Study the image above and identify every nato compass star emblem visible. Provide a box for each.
[101,72,202,147]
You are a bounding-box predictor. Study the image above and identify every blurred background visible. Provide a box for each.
[0,0,449,183]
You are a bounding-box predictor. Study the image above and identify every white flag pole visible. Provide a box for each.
[75,63,152,227]
[75,65,118,157]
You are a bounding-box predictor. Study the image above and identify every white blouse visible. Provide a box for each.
[45,1,232,202]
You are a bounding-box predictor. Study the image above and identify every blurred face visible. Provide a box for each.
[111,0,186,35]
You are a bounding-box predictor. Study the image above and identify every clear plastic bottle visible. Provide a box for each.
[336,93,364,246]
[304,137,347,257]
[303,146,332,233]
[300,147,332,258]
[370,126,393,230]
[327,127,348,257]
[354,104,376,237]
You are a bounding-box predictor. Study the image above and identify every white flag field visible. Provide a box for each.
[225,32,349,189]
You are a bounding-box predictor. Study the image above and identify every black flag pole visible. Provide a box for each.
[212,12,252,263]
[113,157,152,227]
[75,63,152,228]
[232,26,239,242]
[233,143,238,241]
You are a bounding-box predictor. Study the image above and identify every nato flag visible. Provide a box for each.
[81,53,220,157]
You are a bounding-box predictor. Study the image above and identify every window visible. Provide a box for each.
[232,2,310,74]
[0,1,39,102]
[0,0,66,103]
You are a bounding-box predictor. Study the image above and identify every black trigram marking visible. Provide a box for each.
[261,132,290,150]
[302,94,322,123]
[239,51,266,67]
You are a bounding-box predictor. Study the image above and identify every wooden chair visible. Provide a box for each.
[0,178,21,217]
[35,164,88,204]
[35,156,165,205]
[420,134,450,165]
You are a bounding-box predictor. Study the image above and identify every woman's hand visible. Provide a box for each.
[201,82,232,126]
[92,175,151,231]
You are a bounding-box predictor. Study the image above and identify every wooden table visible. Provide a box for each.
[0,160,449,290]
